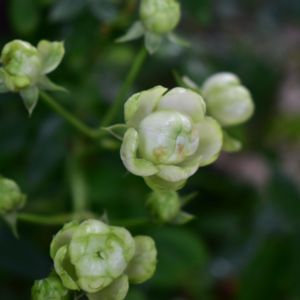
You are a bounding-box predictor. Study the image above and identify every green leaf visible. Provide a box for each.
[103,124,128,141]
[167,32,190,47]
[222,131,242,152]
[144,32,162,55]
[20,86,39,116]
[49,0,86,22]
[37,40,65,74]
[38,76,68,93]
[116,22,145,43]
[9,0,40,35]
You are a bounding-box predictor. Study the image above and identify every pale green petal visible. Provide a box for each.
[156,165,194,182]
[144,175,186,191]
[50,221,79,259]
[181,117,223,168]
[87,275,129,300]
[202,72,240,94]
[157,87,206,122]
[124,86,167,128]
[110,226,135,263]
[37,40,65,74]
[54,246,79,291]
[222,131,242,152]
[120,128,159,177]
[126,236,157,284]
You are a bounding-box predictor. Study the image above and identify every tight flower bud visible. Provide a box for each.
[147,190,180,222]
[202,72,254,127]
[140,0,181,34]
[0,176,26,215]
[126,236,157,284]
[32,274,70,300]
[121,86,223,190]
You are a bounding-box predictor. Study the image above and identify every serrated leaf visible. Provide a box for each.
[144,31,162,55]
[104,124,128,141]
[116,21,145,43]
[20,86,39,116]
[167,32,190,47]
[37,40,65,74]
[38,76,68,93]
[223,131,242,152]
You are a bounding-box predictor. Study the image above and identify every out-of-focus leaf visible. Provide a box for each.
[149,227,208,288]
[9,0,40,35]
[49,0,86,22]
[88,0,120,23]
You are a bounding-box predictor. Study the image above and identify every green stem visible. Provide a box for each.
[40,91,103,139]
[101,47,147,127]
[17,212,93,226]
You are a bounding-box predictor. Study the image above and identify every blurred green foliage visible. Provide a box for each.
[1,0,300,299]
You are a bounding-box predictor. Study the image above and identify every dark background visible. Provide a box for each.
[1,0,300,299]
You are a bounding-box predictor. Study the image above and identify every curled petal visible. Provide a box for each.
[157,87,206,122]
[87,275,129,300]
[181,117,223,168]
[120,128,159,177]
[54,246,79,291]
[50,221,79,259]
[126,236,157,284]
[157,165,190,182]
[124,85,167,128]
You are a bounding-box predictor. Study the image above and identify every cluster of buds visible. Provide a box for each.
[117,0,184,54]
[32,219,157,300]
[0,39,65,115]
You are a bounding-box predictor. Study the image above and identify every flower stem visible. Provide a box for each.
[40,91,103,139]
[100,47,147,127]
[17,212,94,226]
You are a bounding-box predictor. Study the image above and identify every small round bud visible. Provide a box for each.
[202,72,254,127]
[32,274,70,300]
[147,190,180,222]
[0,40,41,91]
[126,236,157,284]
[140,0,181,34]
[0,177,26,215]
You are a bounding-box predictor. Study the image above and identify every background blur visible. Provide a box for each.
[1,0,300,299]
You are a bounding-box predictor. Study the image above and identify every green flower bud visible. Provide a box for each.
[121,86,223,190]
[202,72,255,127]
[140,0,181,34]
[126,236,157,284]
[0,176,26,215]
[51,220,135,294]
[32,274,70,300]
[0,40,41,91]
[87,275,129,300]
[147,190,180,222]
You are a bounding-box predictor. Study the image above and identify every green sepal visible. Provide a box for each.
[222,131,242,152]
[37,40,65,74]
[172,71,200,93]
[0,69,9,93]
[144,31,162,54]
[116,21,145,43]
[20,86,39,116]
[170,211,195,225]
[104,124,128,141]
[2,212,19,238]
[38,76,68,93]
[167,32,190,47]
